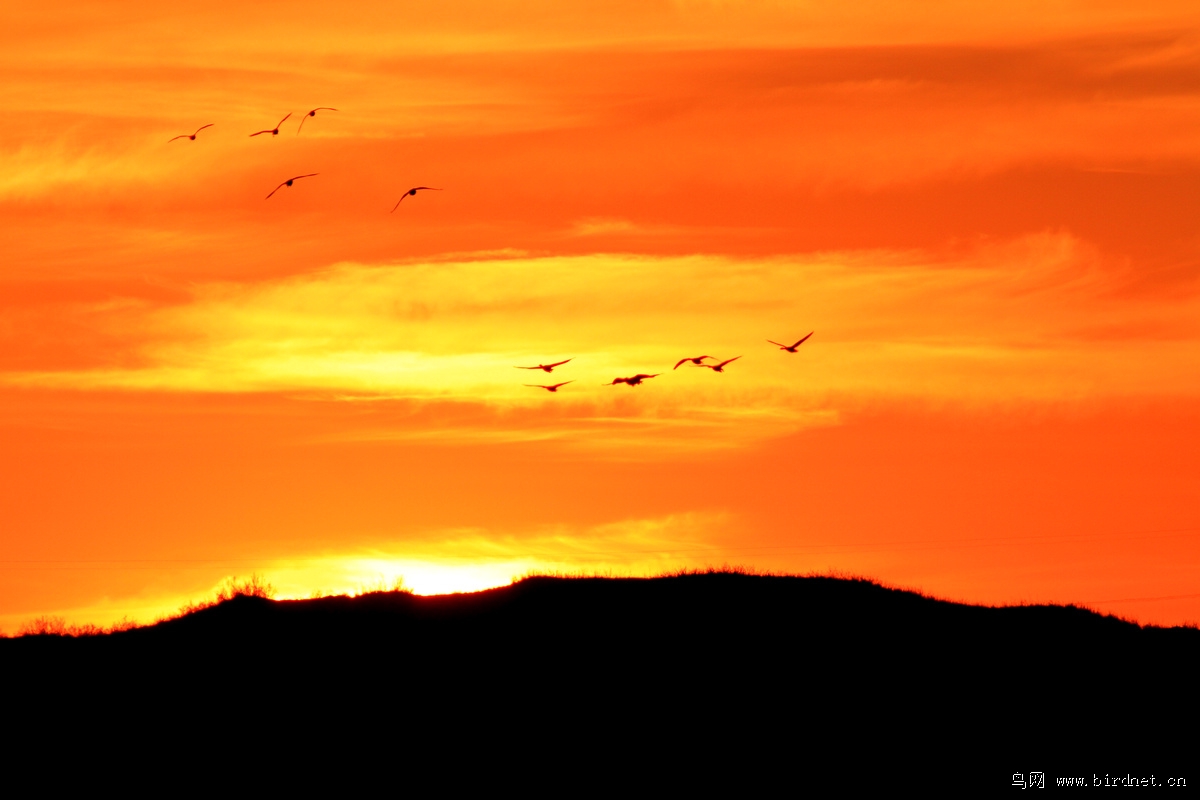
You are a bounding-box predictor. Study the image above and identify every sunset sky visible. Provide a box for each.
[3,0,1199,631]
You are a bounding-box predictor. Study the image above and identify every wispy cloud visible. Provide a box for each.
[324,405,839,459]
[9,240,1198,385]
[5,240,1198,452]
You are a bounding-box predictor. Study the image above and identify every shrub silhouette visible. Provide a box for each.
[14,614,139,638]
[217,573,277,601]
[353,574,411,596]
[17,615,69,637]
[168,573,278,620]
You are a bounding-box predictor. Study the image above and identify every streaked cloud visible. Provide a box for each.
[9,239,1198,392]
[570,218,639,236]
[6,32,1200,208]
[4,238,1198,456]
[7,1,1199,67]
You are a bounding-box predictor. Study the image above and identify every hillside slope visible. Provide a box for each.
[5,573,1194,770]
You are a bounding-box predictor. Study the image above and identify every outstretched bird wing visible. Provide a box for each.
[791,332,814,348]
[391,187,443,212]
[252,114,292,136]
[265,174,318,199]
[545,358,571,369]
[298,109,334,134]
[715,356,742,369]
[673,358,690,370]
[171,123,214,142]
[767,340,788,348]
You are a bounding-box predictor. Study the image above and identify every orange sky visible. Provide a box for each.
[3,1,1199,630]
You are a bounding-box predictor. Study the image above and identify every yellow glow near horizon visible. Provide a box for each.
[0,514,740,633]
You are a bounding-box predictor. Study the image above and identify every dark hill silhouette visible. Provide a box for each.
[5,572,1195,779]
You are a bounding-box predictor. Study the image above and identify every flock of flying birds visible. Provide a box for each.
[169,108,439,207]
[517,332,815,392]
[170,109,814,392]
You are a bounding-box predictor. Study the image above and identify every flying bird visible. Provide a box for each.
[515,359,572,373]
[265,174,318,199]
[250,113,292,137]
[674,356,713,370]
[768,332,814,352]
[525,381,575,392]
[391,187,442,211]
[701,356,741,373]
[168,124,213,143]
[605,374,660,386]
[297,107,337,134]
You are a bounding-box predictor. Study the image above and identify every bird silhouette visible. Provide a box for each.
[700,356,741,373]
[674,356,713,370]
[768,332,814,352]
[391,187,442,211]
[297,107,337,134]
[605,374,660,386]
[525,381,575,392]
[168,124,213,143]
[265,174,318,199]
[250,113,292,137]
[515,359,572,373]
